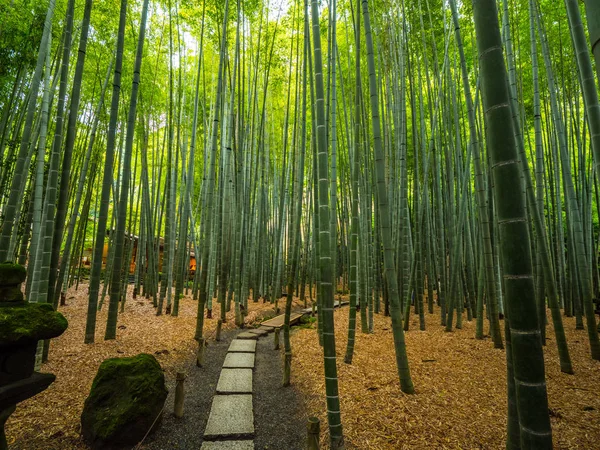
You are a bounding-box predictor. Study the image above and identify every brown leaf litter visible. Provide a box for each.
[291,302,600,449]
[5,284,280,450]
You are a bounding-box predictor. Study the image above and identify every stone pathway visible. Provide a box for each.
[200,309,316,449]
[201,325,273,449]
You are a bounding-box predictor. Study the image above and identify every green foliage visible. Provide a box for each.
[0,0,598,445]
[298,314,316,329]
[0,0,46,96]
[77,267,91,278]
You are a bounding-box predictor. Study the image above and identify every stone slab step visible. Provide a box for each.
[201,441,254,450]
[247,328,268,337]
[258,325,274,332]
[228,339,257,353]
[236,332,259,340]
[216,368,253,394]
[223,352,255,369]
[203,394,254,440]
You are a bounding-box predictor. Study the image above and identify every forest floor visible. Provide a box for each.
[6,287,600,449]
[291,301,600,449]
[5,283,290,450]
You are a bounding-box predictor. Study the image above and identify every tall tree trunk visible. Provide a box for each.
[86,0,128,344]
[105,0,150,340]
[344,0,361,365]
[50,0,95,308]
[0,0,56,261]
[581,1,600,85]
[472,0,552,447]
[195,0,229,347]
[310,0,344,445]
[361,0,414,393]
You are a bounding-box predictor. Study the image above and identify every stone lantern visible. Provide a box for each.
[0,263,68,450]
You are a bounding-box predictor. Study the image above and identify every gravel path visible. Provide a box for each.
[253,330,306,450]
[142,329,236,449]
[142,327,307,450]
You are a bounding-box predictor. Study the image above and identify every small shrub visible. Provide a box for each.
[298,315,317,329]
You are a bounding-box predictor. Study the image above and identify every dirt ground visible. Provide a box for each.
[5,284,279,450]
[291,303,600,449]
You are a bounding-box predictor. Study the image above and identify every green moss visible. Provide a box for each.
[0,285,24,302]
[261,313,275,322]
[81,353,168,448]
[0,302,68,346]
[298,315,317,329]
[0,263,26,286]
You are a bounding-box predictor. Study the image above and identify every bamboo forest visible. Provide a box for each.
[1,0,600,448]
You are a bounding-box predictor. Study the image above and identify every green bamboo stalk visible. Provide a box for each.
[472,0,553,447]
[86,0,127,344]
[105,0,150,340]
[362,0,414,393]
[310,0,344,444]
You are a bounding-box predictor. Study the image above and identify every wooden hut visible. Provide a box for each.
[82,230,196,276]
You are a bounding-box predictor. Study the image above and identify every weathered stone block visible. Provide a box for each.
[0,263,26,287]
[223,353,255,369]
[203,394,254,439]
[228,339,256,353]
[247,328,268,337]
[236,332,259,340]
[0,303,68,347]
[201,440,254,450]
[216,369,253,394]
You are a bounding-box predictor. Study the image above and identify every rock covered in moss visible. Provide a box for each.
[81,353,168,449]
[0,302,68,347]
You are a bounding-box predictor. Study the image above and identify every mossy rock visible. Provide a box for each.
[81,353,168,450]
[0,302,68,347]
[0,263,26,286]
